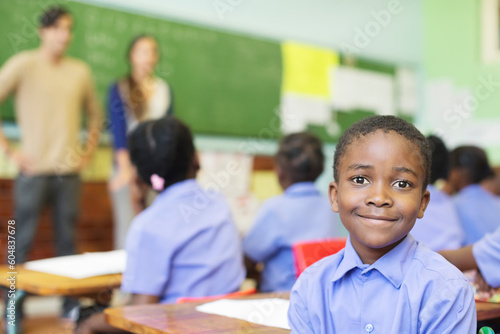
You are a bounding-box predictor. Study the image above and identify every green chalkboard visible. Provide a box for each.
[0,0,282,138]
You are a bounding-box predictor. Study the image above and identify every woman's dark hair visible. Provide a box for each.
[125,34,158,120]
[275,132,324,183]
[128,116,195,190]
[39,6,70,28]
[449,146,494,184]
[427,135,449,184]
[333,115,431,190]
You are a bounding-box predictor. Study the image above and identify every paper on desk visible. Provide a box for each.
[196,298,290,330]
[24,250,126,279]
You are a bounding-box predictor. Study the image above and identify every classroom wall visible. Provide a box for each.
[78,0,424,65]
[423,0,500,164]
[70,0,425,193]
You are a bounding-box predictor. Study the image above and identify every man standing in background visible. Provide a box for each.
[0,5,102,327]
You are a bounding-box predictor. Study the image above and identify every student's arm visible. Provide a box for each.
[242,205,282,263]
[471,227,500,288]
[75,294,160,334]
[418,278,476,334]
[80,66,103,170]
[76,223,166,333]
[439,245,478,271]
[0,53,35,174]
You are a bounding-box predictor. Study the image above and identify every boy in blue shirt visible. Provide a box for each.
[243,132,341,292]
[288,116,476,334]
[447,146,500,244]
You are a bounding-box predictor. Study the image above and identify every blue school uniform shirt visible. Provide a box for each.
[243,182,341,292]
[410,185,465,251]
[288,234,476,334]
[454,184,500,244]
[121,179,245,303]
[473,227,500,287]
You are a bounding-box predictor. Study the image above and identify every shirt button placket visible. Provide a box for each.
[365,323,374,333]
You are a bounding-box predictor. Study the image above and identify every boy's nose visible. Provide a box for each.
[365,183,393,207]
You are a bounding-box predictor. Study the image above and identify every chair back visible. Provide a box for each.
[292,238,347,278]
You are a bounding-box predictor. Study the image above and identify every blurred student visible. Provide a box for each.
[76,117,245,334]
[0,6,101,323]
[410,135,465,251]
[108,34,173,249]
[447,146,500,244]
[288,116,475,333]
[243,132,341,292]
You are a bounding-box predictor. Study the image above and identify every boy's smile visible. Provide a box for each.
[329,130,430,264]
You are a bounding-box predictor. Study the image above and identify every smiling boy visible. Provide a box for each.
[287,116,476,334]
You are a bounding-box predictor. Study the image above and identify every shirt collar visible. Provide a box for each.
[332,234,417,289]
[156,178,199,201]
[284,182,320,196]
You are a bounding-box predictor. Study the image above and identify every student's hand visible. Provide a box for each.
[475,271,494,298]
[74,312,117,334]
[74,318,94,334]
[9,150,35,175]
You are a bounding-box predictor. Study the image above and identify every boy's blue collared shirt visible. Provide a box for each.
[243,182,341,292]
[288,234,476,334]
[454,184,500,244]
[121,179,245,303]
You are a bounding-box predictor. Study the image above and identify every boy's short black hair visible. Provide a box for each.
[427,135,449,184]
[275,132,324,183]
[128,116,195,190]
[333,115,431,189]
[39,6,70,28]
[449,146,494,184]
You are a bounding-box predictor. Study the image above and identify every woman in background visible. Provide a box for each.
[108,34,173,249]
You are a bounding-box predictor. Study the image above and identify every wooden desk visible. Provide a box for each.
[0,265,121,297]
[105,293,500,334]
[477,301,500,322]
[105,293,290,334]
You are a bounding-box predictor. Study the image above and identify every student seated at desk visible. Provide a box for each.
[76,117,245,334]
[410,135,465,251]
[288,116,476,334]
[243,132,341,292]
[447,146,500,244]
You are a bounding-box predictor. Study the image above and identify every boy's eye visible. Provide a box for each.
[352,176,368,185]
[394,180,411,188]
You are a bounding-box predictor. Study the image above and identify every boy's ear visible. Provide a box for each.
[417,189,431,219]
[329,181,340,213]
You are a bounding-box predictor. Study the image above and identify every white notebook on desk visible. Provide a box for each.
[24,250,126,279]
[196,298,290,330]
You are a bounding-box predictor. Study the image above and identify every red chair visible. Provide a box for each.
[292,238,347,278]
[176,287,257,304]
